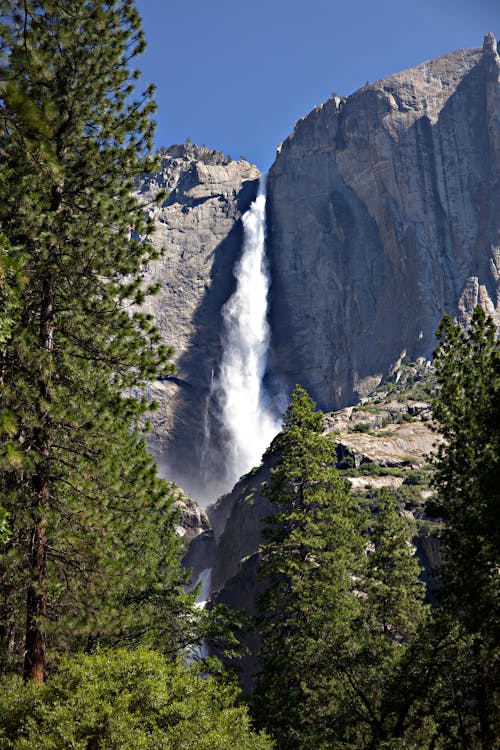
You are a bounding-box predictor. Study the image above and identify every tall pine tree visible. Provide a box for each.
[431,307,500,748]
[432,308,499,641]
[342,489,430,747]
[0,1,195,682]
[253,386,366,748]
[253,388,432,749]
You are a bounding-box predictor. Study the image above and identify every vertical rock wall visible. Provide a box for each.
[266,35,500,410]
[138,37,500,504]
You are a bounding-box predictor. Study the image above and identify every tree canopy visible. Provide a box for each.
[252,386,430,749]
[431,307,500,748]
[0,0,196,682]
[432,307,500,637]
[0,648,273,749]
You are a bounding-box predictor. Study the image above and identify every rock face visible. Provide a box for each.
[207,451,276,594]
[175,493,211,546]
[135,145,260,501]
[266,34,500,410]
[136,37,499,508]
[132,41,499,687]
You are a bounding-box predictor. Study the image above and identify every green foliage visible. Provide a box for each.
[338,453,356,470]
[252,386,430,749]
[0,648,273,749]
[431,307,500,746]
[363,490,428,640]
[280,384,324,433]
[402,468,431,486]
[370,360,435,403]
[339,461,406,478]
[352,421,371,433]
[352,404,379,414]
[432,308,500,634]
[0,0,198,678]
[377,484,424,509]
[0,234,27,351]
[0,507,9,544]
[309,490,430,749]
[253,386,365,747]
[415,617,498,750]
[397,411,415,423]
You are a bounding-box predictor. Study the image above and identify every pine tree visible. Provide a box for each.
[0,1,196,682]
[252,388,433,749]
[431,307,500,748]
[0,233,26,351]
[432,308,499,638]
[253,385,366,748]
[342,489,429,747]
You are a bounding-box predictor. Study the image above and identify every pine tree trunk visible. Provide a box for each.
[23,269,55,683]
[23,517,48,683]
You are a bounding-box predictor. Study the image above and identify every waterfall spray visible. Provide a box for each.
[204,176,281,494]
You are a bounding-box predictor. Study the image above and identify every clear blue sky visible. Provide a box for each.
[135,0,499,170]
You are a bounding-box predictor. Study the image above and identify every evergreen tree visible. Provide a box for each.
[418,616,495,750]
[0,231,24,546]
[252,386,366,748]
[364,491,427,644]
[0,233,26,351]
[431,307,500,748]
[253,388,432,749]
[432,308,499,638]
[340,489,429,747]
[0,1,196,682]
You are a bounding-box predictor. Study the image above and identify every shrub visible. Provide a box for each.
[352,422,371,433]
[0,649,272,750]
[403,469,431,486]
[337,454,356,470]
[352,405,379,414]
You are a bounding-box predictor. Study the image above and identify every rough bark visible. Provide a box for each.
[23,260,56,682]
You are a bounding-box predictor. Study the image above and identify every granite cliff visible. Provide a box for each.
[266,33,500,409]
[135,144,260,500]
[139,36,499,505]
[132,42,500,683]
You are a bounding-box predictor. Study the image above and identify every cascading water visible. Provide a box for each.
[203,175,281,494]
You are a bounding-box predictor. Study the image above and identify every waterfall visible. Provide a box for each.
[204,175,281,495]
[194,568,212,610]
[186,568,212,661]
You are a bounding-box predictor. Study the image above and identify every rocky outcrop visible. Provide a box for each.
[205,361,439,601]
[335,421,437,468]
[207,451,276,594]
[135,145,260,501]
[175,493,210,546]
[266,34,500,411]
[172,490,217,588]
